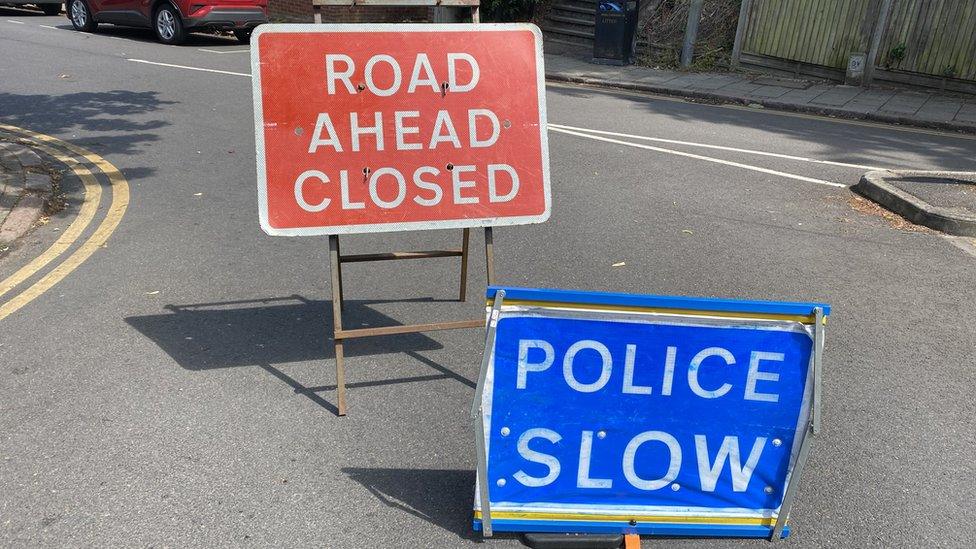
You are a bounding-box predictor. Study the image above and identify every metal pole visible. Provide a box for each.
[680,0,704,68]
[771,307,824,540]
[730,0,753,69]
[769,422,813,541]
[812,307,824,435]
[484,227,494,285]
[472,289,506,537]
[329,235,347,416]
[864,0,894,85]
[459,228,470,301]
[336,236,344,311]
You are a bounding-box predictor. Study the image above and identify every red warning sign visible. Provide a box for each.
[251,24,551,236]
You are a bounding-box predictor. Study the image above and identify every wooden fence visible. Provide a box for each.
[734,0,976,92]
[742,0,873,69]
[877,0,976,81]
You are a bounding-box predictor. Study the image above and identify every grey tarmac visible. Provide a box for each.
[1,10,975,549]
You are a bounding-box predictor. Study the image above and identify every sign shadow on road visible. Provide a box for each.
[342,467,478,541]
[125,295,473,414]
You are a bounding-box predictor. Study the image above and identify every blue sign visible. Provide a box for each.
[473,287,828,540]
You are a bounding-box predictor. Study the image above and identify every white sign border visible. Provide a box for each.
[250,23,552,236]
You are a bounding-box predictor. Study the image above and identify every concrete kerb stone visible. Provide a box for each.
[544,72,976,135]
[853,170,976,237]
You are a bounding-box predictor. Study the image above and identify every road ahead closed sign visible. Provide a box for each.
[473,287,828,539]
[251,24,551,236]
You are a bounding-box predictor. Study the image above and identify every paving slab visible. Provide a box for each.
[879,91,932,114]
[633,72,682,85]
[777,86,832,104]
[810,87,863,106]
[749,85,792,98]
[720,81,766,94]
[915,100,964,122]
[13,145,43,169]
[854,90,898,102]
[664,75,712,89]
[688,75,743,90]
[23,172,53,192]
[752,76,813,89]
[954,103,976,123]
[0,194,45,244]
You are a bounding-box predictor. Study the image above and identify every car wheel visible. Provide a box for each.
[153,4,185,45]
[41,3,63,15]
[68,0,96,32]
[233,29,252,45]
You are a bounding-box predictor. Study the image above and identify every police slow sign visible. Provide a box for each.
[251,24,550,236]
[473,287,828,539]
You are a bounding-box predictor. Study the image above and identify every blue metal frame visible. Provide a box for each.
[474,286,828,542]
[486,286,830,317]
[473,519,790,539]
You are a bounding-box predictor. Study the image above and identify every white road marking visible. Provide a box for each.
[549,126,847,188]
[549,123,887,171]
[198,48,250,54]
[6,19,26,24]
[39,24,60,29]
[126,58,251,78]
[946,236,976,258]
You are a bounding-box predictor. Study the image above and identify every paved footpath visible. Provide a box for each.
[545,49,976,134]
[0,139,53,247]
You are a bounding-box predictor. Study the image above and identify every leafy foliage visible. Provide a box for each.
[482,0,537,22]
[888,43,907,65]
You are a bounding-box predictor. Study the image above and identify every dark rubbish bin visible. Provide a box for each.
[593,0,639,66]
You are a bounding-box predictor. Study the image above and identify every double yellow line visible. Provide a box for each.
[0,124,129,321]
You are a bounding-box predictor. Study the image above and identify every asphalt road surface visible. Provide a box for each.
[2,10,975,548]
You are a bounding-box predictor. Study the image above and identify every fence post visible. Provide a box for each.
[731,0,753,70]
[864,0,894,85]
[680,0,705,68]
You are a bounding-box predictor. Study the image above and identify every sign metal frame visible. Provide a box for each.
[472,286,829,540]
[250,22,551,236]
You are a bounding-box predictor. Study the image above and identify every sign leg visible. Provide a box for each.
[313,5,322,24]
[329,235,347,416]
[459,228,470,301]
[484,227,495,285]
[472,290,506,537]
[336,236,345,312]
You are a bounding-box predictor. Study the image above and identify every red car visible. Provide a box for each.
[66,0,267,44]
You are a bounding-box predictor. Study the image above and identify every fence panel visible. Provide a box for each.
[742,0,873,69]
[876,0,976,81]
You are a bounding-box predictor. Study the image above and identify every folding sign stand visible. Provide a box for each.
[328,228,494,415]
[310,1,487,416]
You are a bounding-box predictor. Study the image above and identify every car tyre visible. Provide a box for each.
[233,29,252,45]
[68,0,96,32]
[153,4,185,45]
[41,3,63,15]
